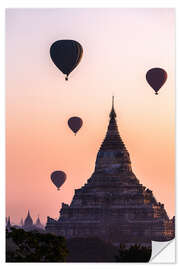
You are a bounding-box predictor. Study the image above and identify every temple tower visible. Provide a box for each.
[46,98,175,246]
[35,215,44,229]
[95,96,132,174]
[24,210,33,227]
[6,216,11,231]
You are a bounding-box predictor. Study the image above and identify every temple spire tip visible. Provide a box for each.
[110,95,116,118]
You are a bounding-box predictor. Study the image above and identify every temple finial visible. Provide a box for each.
[109,96,116,118]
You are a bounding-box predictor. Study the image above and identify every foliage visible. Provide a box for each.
[6,228,152,262]
[6,227,68,262]
[115,243,151,262]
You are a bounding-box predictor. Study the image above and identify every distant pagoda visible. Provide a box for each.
[24,210,33,227]
[35,216,44,229]
[46,97,175,246]
[6,216,11,231]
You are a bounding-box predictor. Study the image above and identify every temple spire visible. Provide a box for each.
[94,97,132,173]
[109,96,116,119]
[100,96,123,151]
[24,210,33,227]
[7,216,11,227]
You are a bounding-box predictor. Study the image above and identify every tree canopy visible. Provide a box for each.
[6,227,68,262]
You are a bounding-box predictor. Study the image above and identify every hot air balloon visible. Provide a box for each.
[50,171,66,190]
[68,117,83,135]
[146,68,167,95]
[50,40,83,81]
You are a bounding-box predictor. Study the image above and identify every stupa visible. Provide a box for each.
[46,97,175,246]
[35,216,44,229]
[24,210,33,227]
[6,216,11,231]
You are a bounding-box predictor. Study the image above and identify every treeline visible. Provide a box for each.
[6,228,68,262]
[115,244,151,262]
[6,228,151,262]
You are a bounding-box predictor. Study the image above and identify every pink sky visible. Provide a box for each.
[6,8,175,225]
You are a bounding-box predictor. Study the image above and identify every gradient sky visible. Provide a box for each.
[6,8,175,225]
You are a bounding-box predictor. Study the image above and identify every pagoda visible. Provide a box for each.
[46,98,175,246]
[35,216,44,229]
[6,216,11,231]
[24,210,33,227]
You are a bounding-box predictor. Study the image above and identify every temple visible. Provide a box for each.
[45,98,175,246]
[35,215,44,229]
[6,211,45,232]
[24,210,33,227]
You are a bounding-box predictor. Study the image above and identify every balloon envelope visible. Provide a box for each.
[50,40,83,80]
[50,171,66,190]
[146,68,167,94]
[68,117,83,135]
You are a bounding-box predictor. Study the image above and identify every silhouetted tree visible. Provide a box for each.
[6,227,68,262]
[115,244,151,262]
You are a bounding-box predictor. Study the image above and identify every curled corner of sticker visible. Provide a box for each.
[150,239,175,263]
